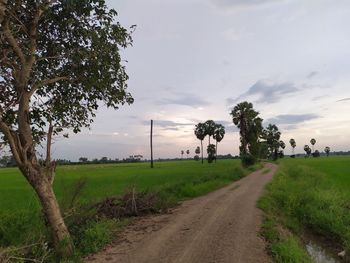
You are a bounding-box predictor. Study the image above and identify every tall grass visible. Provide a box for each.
[259,156,350,262]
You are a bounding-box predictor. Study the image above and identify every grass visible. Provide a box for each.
[259,156,350,262]
[0,159,257,261]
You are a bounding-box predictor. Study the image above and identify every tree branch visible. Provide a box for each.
[2,19,25,65]
[0,121,23,167]
[29,76,68,96]
[45,123,53,166]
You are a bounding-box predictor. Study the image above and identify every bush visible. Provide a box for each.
[312,150,320,157]
[241,154,256,167]
[207,144,216,163]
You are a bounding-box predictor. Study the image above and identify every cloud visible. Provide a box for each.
[337,98,350,102]
[211,0,281,8]
[227,80,299,105]
[141,120,194,131]
[266,114,320,125]
[156,92,210,108]
[307,71,318,79]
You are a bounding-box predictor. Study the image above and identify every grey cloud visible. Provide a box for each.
[337,98,350,102]
[266,114,320,125]
[307,71,318,79]
[156,92,210,108]
[312,95,328,101]
[141,120,194,131]
[227,80,299,105]
[212,0,280,8]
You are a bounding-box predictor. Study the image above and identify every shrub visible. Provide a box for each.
[241,154,256,167]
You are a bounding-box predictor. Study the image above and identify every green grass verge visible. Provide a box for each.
[0,159,259,261]
[258,156,350,262]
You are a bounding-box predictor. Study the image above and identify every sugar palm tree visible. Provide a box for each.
[230,101,260,156]
[304,145,311,157]
[262,124,281,160]
[186,149,190,159]
[279,140,286,149]
[289,138,296,155]
[213,124,225,162]
[324,146,330,157]
[310,138,316,152]
[204,120,216,145]
[181,150,184,159]
[194,123,206,164]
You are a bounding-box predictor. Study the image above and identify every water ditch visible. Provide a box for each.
[304,234,345,263]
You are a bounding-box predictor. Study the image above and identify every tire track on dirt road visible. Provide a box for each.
[86,163,277,263]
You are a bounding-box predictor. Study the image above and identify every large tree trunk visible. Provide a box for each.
[26,167,74,258]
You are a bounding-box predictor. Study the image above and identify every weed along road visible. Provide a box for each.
[87,164,277,263]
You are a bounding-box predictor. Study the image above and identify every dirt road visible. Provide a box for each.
[86,163,277,263]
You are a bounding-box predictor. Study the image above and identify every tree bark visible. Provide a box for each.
[201,140,203,164]
[24,167,74,258]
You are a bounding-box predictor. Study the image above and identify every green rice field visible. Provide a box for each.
[0,159,253,259]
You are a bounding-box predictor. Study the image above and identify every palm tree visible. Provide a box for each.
[304,145,311,157]
[262,124,281,160]
[324,146,330,157]
[186,149,190,159]
[310,138,316,152]
[279,140,286,149]
[289,138,296,155]
[230,101,260,156]
[194,123,206,164]
[213,124,225,162]
[181,150,184,159]
[195,146,200,155]
[204,120,216,145]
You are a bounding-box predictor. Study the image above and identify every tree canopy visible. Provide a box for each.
[0,0,134,257]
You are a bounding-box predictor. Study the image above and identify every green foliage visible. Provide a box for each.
[206,144,216,163]
[324,146,330,156]
[213,124,225,143]
[259,157,350,261]
[262,124,281,160]
[260,217,311,263]
[73,219,125,256]
[230,101,263,157]
[0,0,134,140]
[241,154,256,167]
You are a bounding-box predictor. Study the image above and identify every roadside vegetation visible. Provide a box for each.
[0,159,258,261]
[259,156,350,262]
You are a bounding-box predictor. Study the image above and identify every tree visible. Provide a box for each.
[181,150,184,159]
[194,123,206,164]
[186,149,190,159]
[79,157,88,163]
[304,145,312,157]
[213,124,225,162]
[195,146,200,155]
[279,140,286,150]
[262,124,281,160]
[204,120,216,145]
[207,144,216,163]
[230,102,262,157]
[289,138,296,156]
[312,150,320,157]
[0,1,134,257]
[324,146,330,157]
[310,138,316,152]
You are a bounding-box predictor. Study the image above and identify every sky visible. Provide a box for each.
[52,0,350,161]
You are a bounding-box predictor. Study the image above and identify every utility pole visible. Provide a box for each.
[150,119,154,168]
